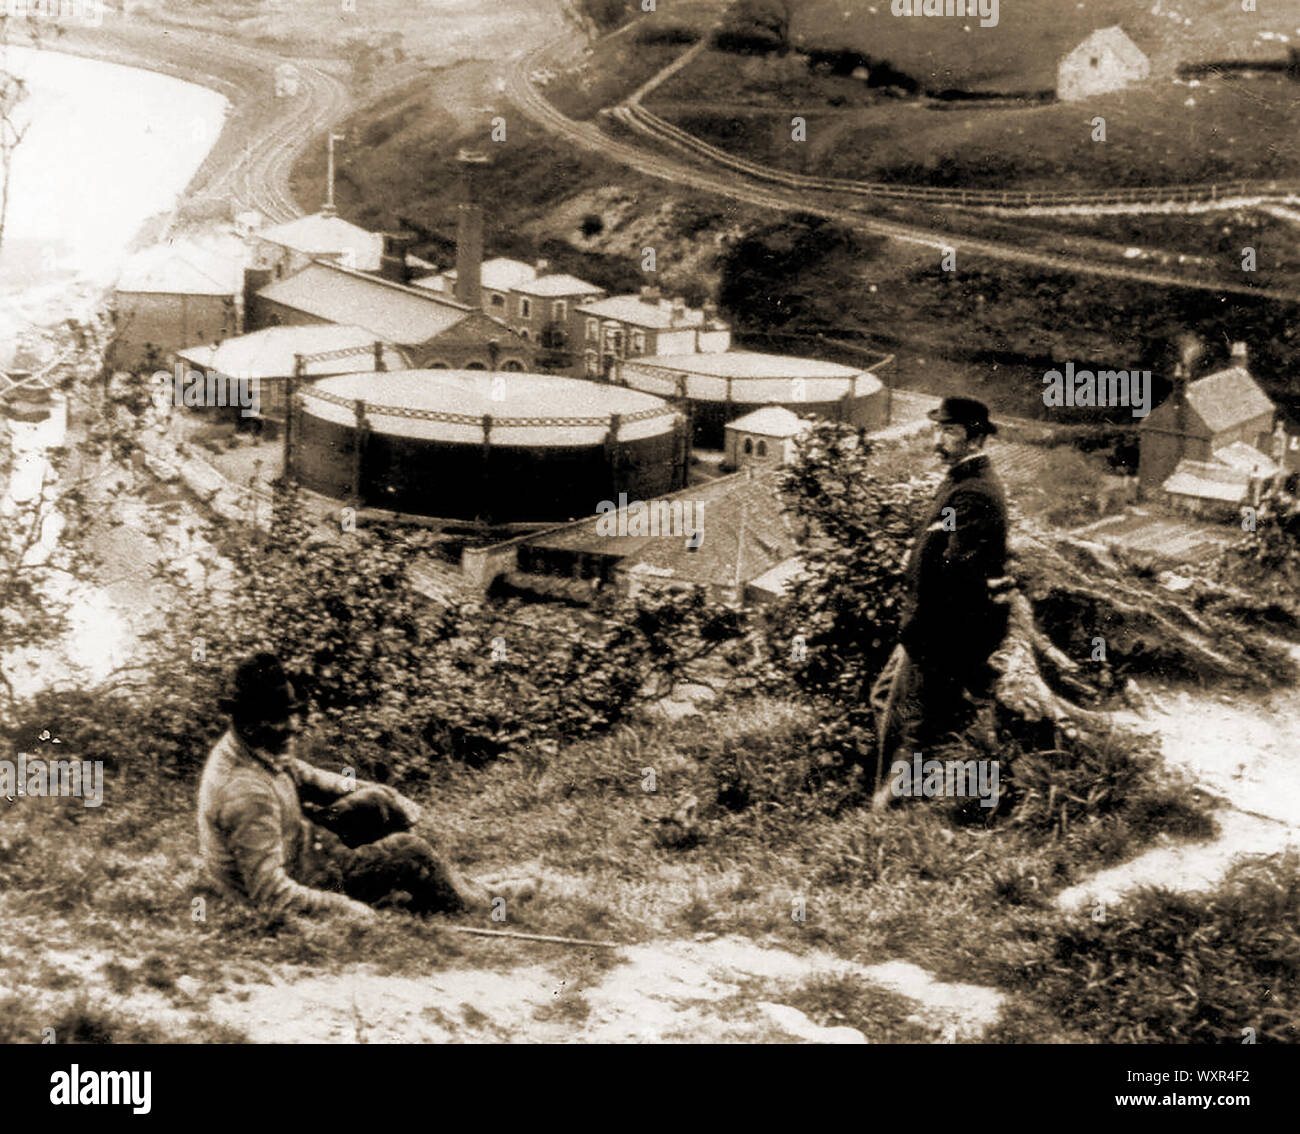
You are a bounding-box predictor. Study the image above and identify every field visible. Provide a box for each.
[791,0,1299,91]
[651,55,1300,189]
[146,0,571,63]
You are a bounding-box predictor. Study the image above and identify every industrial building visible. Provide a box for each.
[112,240,244,371]
[574,289,731,380]
[1138,344,1290,508]
[247,260,535,371]
[174,324,407,426]
[617,350,885,448]
[287,369,688,524]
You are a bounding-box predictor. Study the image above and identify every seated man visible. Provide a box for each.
[198,652,534,921]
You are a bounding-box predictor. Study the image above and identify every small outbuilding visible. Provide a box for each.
[1057,26,1150,102]
[724,406,811,469]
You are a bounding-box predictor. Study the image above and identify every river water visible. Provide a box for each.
[0,44,228,292]
[2,47,228,697]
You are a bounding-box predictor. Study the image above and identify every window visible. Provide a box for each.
[466,361,487,370]
[605,327,624,358]
[585,317,598,342]
[489,293,505,308]
[553,300,567,322]
[756,440,768,457]
[1089,56,1099,68]
[630,329,646,355]
[743,438,753,455]
[427,361,449,368]
[520,298,533,319]
[520,329,530,341]
[502,360,524,372]
[585,350,599,376]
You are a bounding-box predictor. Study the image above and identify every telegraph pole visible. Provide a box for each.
[324,133,345,215]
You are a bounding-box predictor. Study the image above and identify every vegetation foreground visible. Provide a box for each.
[2,342,1299,1043]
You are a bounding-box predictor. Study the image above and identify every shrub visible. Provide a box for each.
[1013,853,1300,1043]
[634,23,700,47]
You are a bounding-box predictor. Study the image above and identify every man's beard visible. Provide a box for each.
[242,721,293,755]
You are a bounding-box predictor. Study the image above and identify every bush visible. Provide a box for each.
[50,488,755,785]
[634,23,700,47]
[580,0,632,33]
[1013,853,1300,1043]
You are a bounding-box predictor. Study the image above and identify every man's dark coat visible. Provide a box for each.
[899,452,1009,680]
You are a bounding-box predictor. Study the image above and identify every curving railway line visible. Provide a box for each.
[42,19,351,225]
[506,39,1300,304]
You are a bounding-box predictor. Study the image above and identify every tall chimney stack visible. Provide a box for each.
[1231,341,1249,367]
[1173,361,1188,466]
[455,149,490,310]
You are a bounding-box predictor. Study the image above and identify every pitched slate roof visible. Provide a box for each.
[1067,26,1149,71]
[117,243,242,296]
[1186,366,1275,435]
[255,212,383,271]
[526,470,798,589]
[1212,441,1280,478]
[514,273,604,298]
[576,294,707,330]
[257,261,474,344]
[625,474,799,588]
[440,257,539,292]
[1162,459,1251,504]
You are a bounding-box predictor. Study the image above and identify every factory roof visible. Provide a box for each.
[576,294,708,329]
[299,369,677,446]
[513,273,604,298]
[439,257,539,292]
[176,325,407,379]
[255,211,384,271]
[257,261,474,343]
[117,241,242,296]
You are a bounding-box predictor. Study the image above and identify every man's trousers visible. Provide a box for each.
[868,644,963,790]
[299,793,492,915]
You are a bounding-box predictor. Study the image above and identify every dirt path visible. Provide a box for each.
[4,930,1003,1044]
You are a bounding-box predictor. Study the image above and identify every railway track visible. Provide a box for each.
[40,19,350,225]
[506,39,1300,304]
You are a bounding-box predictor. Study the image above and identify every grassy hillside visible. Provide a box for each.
[7,689,1272,1045]
[635,0,1300,190]
[792,0,1296,91]
[654,71,1300,188]
[147,0,570,62]
[290,60,767,300]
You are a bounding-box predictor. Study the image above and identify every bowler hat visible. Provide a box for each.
[928,396,997,436]
[219,651,297,722]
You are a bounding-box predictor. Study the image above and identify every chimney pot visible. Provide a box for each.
[1231,341,1249,365]
[535,259,549,274]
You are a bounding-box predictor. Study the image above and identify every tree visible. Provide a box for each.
[716,0,796,54]
[0,315,121,722]
[0,12,37,256]
[767,421,1296,765]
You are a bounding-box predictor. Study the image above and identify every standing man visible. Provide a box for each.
[198,652,536,921]
[869,397,1009,809]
